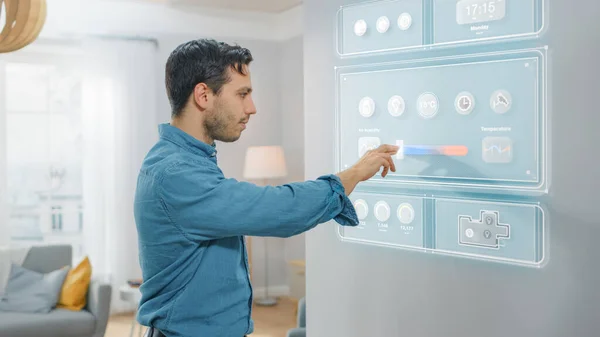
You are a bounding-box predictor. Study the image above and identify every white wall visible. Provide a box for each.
[42,0,296,41]
[280,36,306,263]
[31,0,305,297]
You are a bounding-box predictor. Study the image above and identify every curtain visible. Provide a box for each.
[0,60,7,248]
[81,37,158,313]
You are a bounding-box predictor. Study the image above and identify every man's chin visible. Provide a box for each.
[216,133,242,143]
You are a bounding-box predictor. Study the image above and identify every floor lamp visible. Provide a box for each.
[243,145,287,306]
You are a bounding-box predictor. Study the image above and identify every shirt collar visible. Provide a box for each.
[158,123,217,158]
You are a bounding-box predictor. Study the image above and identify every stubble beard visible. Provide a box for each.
[204,100,241,143]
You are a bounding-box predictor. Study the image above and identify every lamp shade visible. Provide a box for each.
[243,146,287,180]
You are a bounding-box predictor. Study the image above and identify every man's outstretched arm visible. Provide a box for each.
[159,145,398,241]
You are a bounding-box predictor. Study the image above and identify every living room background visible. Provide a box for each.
[0,0,305,314]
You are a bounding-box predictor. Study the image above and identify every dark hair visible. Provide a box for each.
[165,39,253,117]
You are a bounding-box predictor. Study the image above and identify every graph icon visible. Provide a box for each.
[482,137,513,163]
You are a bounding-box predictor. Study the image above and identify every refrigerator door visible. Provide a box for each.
[304,0,600,336]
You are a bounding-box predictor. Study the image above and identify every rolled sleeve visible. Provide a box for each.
[319,174,359,227]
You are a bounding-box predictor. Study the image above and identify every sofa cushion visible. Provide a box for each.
[21,245,72,274]
[0,264,69,313]
[57,256,92,311]
[0,308,96,337]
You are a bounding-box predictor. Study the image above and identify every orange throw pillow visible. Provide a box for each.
[57,256,92,311]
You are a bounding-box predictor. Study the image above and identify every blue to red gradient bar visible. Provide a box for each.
[396,140,468,159]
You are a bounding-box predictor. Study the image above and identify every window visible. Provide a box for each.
[51,206,63,232]
[1,48,84,259]
[78,204,83,232]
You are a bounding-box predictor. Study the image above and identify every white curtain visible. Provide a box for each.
[0,60,7,248]
[81,37,158,313]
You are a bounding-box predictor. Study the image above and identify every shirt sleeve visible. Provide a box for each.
[158,160,359,241]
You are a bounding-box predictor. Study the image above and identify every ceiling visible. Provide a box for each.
[154,0,303,13]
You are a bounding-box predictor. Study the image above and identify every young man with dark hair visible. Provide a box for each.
[135,39,398,337]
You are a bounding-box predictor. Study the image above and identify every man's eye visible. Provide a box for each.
[240,93,248,98]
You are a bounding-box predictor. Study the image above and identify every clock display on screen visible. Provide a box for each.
[457,0,506,25]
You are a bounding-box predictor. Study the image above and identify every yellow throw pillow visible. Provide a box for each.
[57,256,92,311]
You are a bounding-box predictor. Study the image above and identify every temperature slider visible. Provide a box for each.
[396,140,468,160]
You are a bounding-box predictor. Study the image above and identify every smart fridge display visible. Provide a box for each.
[334,0,549,268]
[336,0,545,57]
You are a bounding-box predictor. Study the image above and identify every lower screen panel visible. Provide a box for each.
[340,192,546,267]
[342,194,425,249]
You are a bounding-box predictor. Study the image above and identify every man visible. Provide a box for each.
[134,39,398,337]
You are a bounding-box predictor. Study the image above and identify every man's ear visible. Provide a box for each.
[192,83,212,110]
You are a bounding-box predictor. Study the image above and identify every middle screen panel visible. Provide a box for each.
[336,48,546,194]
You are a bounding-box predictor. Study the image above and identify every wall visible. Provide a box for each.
[280,36,306,264]
[42,0,288,41]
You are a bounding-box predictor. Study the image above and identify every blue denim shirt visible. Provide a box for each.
[134,123,359,337]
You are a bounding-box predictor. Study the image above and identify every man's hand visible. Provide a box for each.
[336,144,399,195]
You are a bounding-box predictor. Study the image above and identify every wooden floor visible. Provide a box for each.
[105,297,298,337]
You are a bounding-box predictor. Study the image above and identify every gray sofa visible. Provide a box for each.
[0,245,112,337]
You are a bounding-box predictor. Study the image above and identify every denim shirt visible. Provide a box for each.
[134,123,359,337]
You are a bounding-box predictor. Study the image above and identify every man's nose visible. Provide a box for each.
[246,98,257,115]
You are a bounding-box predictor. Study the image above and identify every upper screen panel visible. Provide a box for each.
[339,0,424,55]
[337,0,545,57]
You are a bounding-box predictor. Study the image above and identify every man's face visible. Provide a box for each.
[204,65,256,143]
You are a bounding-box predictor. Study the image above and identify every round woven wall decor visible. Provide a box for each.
[0,0,47,53]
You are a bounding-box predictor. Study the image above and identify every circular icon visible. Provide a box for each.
[417,92,439,119]
[374,201,391,222]
[354,19,368,36]
[387,95,406,117]
[353,199,369,220]
[358,97,375,118]
[490,89,512,114]
[455,91,475,115]
[465,228,474,238]
[376,16,390,33]
[397,203,415,225]
[398,13,413,30]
